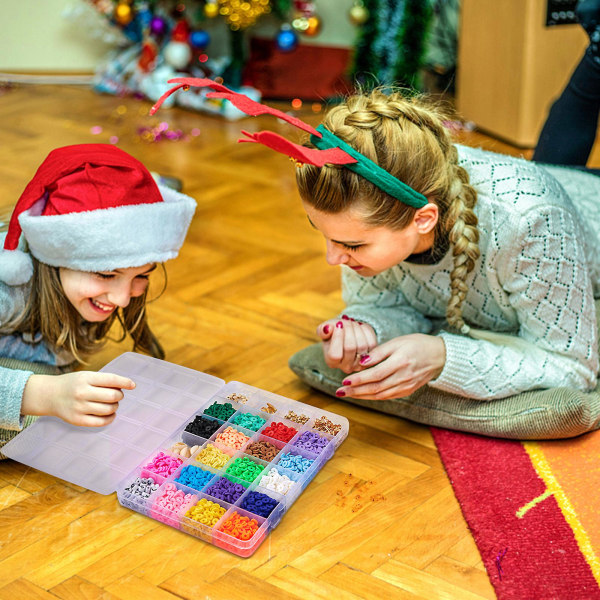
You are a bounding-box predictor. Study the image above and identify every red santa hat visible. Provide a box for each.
[0,144,196,286]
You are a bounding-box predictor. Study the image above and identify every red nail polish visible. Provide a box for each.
[342,314,350,320]
[360,354,370,364]
[336,321,343,328]
[342,379,351,386]
[336,390,346,397]
[323,325,330,334]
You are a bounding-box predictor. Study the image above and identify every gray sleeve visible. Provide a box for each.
[0,280,34,430]
[0,365,33,431]
[430,205,598,399]
[340,266,432,342]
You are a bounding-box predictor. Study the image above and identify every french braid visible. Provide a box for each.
[296,89,481,332]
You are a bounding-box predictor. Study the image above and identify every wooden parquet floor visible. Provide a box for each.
[0,83,538,600]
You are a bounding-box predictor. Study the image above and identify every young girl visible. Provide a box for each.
[0,144,196,445]
[151,78,600,438]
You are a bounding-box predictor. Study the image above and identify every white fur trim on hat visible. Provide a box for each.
[18,185,196,273]
[0,248,34,286]
[0,231,34,286]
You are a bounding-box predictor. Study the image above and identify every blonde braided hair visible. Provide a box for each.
[296,88,480,332]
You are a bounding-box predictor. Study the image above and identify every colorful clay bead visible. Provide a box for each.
[261,421,297,443]
[259,467,295,495]
[143,452,183,477]
[225,457,265,483]
[124,476,159,499]
[203,401,236,420]
[174,465,214,491]
[154,483,195,511]
[204,477,247,503]
[277,452,313,473]
[244,440,280,461]
[219,511,259,540]
[292,431,329,454]
[240,491,279,518]
[185,498,226,526]
[231,412,266,431]
[184,415,222,438]
[214,426,250,450]
[195,444,231,469]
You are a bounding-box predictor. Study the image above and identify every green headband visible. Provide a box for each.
[310,125,428,209]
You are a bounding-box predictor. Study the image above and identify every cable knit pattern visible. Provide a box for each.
[341,145,600,400]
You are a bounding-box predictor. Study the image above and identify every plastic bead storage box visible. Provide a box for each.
[2,352,349,557]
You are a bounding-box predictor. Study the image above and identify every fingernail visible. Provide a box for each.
[336,321,343,328]
[359,354,370,364]
[342,379,351,386]
[336,390,346,397]
[342,314,350,320]
[350,318,355,322]
[323,325,330,334]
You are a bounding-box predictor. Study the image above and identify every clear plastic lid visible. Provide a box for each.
[2,352,225,494]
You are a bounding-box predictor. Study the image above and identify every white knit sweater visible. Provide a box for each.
[341,145,600,400]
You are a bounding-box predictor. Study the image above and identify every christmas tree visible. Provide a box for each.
[350,0,432,89]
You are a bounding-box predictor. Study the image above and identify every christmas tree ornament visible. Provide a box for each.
[303,14,321,36]
[163,19,192,69]
[291,1,320,37]
[218,0,272,30]
[114,1,134,25]
[204,1,219,18]
[150,15,167,36]
[349,0,369,25]
[276,23,298,52]
[189,29,210,48]
[291,15,309,33]
[138,38,159,72]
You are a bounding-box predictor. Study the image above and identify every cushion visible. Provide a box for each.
[288,300,600,440]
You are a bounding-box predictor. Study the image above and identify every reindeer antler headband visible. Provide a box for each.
[150,78,428,209]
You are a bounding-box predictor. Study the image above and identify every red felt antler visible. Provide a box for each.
[150,77,320,136]
[239,130,357,167]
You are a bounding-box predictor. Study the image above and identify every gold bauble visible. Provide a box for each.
[304,15,321,36]
[114,2,133,25]
[349,4,369,25]
[204,2,219,18]
[217,0,270,29]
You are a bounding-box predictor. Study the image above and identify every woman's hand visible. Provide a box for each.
[335,334,446,400]
[318,315,378,374]
[22,371,136,427]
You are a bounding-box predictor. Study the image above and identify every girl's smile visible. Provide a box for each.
[59,264,157,322]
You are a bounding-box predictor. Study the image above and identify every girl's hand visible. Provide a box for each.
[22,371,136,427]
[318,315,378,374]
[335,334,446,400]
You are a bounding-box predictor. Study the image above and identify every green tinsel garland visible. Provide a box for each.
[351,0,432,90]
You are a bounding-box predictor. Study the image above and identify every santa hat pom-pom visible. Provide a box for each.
[0,249,34,285]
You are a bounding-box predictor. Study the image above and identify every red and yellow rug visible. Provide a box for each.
[432,427,600,599]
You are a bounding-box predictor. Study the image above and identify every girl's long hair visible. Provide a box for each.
[296,88,480,332]
[1,258,164,363]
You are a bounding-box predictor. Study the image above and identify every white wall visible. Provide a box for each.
[0,1,118,71]
[0,0,358,72]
